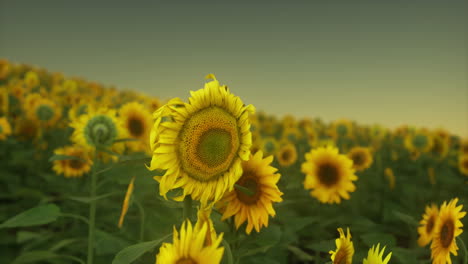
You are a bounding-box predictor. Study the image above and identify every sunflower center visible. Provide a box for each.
[432,139,443,154]
[69,158,84,170]
[281,149,291,161]
[85,115,118,147]
[318,163,339,186]
[235,175,260,205]
[176,258,197,264]
[36,105,54,121]
[179,106,240,182]
[263,140,276,154]
[463,160,468,170]
[334,248,347,264]
[128,117,144,137]
[351,152,365,166]
[426,215,435,234]
[413,135,428,149]
[440,219,454,248]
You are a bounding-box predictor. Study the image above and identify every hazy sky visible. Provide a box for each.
[1,0,467,136]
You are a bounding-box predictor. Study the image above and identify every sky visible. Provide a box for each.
[1,0,467,136]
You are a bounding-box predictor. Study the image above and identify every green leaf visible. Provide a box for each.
[287,245,314,261]
[222,240,234,264]
[16,231,43,244]
[112,233,171,264]
[48,154,84,162]
[95,229,131,256]
[12,251,58,264]
[67,192,120,204]
[305,239,335,253]
[50,239,80,252]
[254,225,282,247]
[360,233,396,248]
[393,210,418,227]
[0,204,61,229]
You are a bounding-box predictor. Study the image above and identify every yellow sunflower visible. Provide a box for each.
[431,198,466,264]
[0,59,10,80]
[0,86,8,114]
[26,97,62,127]
[0,117,12,140]
[52,145,93,178]
[260,136,279,157]
[276,143,298,167]
[329,227,354,264]
[431,135,450,160]
[217,151,283,234]
[347,146,373,172]
[417,204,439,247]
[363,244,392,264]
[155,220,224,264]
[119,102,152,153]
[459,155,468,176]
[384,168,395,190]
[24,71,40,89]
[459,139,468,156]
[70,107,126,162]
[148,74,255,205]
[404,129,433,154]
[329,119,354,139]
[302,146,357,204]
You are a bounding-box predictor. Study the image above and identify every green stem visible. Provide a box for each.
[135,199,146,242]
[182,196,193,221]
[87,158,99,264]
[458,237,468,264]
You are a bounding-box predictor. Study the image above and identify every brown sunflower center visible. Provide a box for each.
[463,159,468,170]
[179,106,240,182]
[69,159,85,170]
[176,258,197,264]
[440,219,455,248]
[236,174,260,205]
[281,149,291,161]
[334,248,347,264]
[318,163,339,187]
[128,117,144,137]
[351,152,365,166]
[426,215,435,234]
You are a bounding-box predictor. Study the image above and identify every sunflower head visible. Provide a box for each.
[217,151,283,234]
[460,139,468,156]
[405,129,433,154]
[156,220,224,264]
[329,227,354,264]
[330,119,353,139]
[24,71,40,89]
[347,146,373,172]
[431,198,466,264]
[0,87,9,114]
[0,59,10,80]
[0,117,12,140]
[302,146,358,204]
[459,155,468,176]
[28,97,62,127]
[431,135,450,159]
[52,145,93,178]
[261,136,279,157]
[119,102,152,153]
[417,203,439,247]
[148,74,255,206]
[384,168,395,190]
[277,143,298,167]
[363,244,392,264]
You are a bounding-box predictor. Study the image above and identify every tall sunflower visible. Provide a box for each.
[302,146,357,204]
[329,227,354,264]
[217,151,283,234]
[417,204,439,247]
[155,220,224,264]
[148,74,255,205]
[404,129,433,154]
[70,107,126,161]
[0,117,12,140]
[347,146,373,172]
[52,145,93,178]
[276,143,298,167]
[431,198,466,264]
[363,244,392,264]
[26,97,62,127]
[119,102,153,153]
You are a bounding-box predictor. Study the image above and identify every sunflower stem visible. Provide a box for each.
[135,199,145,242]
[87,157,99,264]
[183,196,193,221]
[458,237,468,264]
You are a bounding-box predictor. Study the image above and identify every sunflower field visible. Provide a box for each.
[0,59,467,264]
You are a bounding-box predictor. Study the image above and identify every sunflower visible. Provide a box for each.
[52,145,93,178]
[0,117,12,140]
[14,118,39,140]
[459,155,468,176]
[347,146,373,172]
[26,97,62,127]
[329,228,354,264]
[384,168,395,190]
[217,151,283,234]
[363,244,392,264]
[148,74,255,205]
[305,126,318,147]
[460,139,468,156]
[404,129,433,154]
[70,107,126,161]
[0,59,10,80]
[0,87,8,114]
[301,146,357,204]
[260,136,279,157]
[417,204,439,247]
[431,135,450,160]
[119,102,152,153]
[277,143,298,167]
[155,220,224,264]
[431,198,466,264]
[329,119,353,139]
[24,71,40,89]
